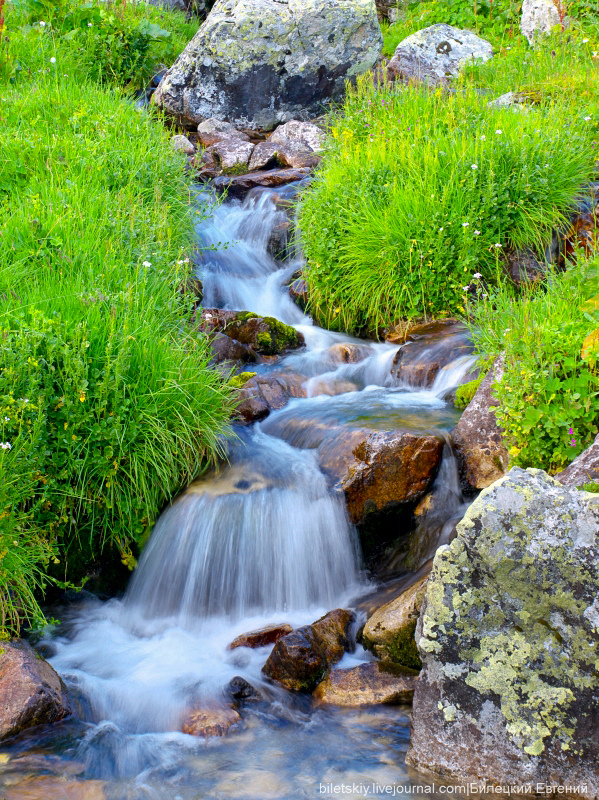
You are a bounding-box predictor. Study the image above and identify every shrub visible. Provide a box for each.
[466,255,599,473]
[299,75,596,335]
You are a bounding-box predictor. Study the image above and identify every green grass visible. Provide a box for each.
[299,67,596,335]
[466,254,599,473]
[0,3,234,634]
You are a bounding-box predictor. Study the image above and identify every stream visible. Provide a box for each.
[0,181,475,800]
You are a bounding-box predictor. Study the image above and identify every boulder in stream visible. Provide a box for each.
[236,373,307,423]
[182,706,241,737]
[313,661,417,706]
[262,609,353,691]
[211,168,312,198]
[153,0,382,130]
[195,309,305,361]
[451,356,509,491]
[205,139,255,174]
[197,118,251,147]
[227,623,293,650]
[319,429,444,526]
[388,24,493,87]
[0,640,71,740]
[407,468,599,796]
[390,320,473,388]
[361,574,428,669]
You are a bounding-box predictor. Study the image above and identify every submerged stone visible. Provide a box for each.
[407,468,599,796]
[182,706,241,736]
[227,623,293,650]
[313,661,417,706]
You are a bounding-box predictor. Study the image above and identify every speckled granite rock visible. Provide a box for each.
[407,468,599,797]
[153,0,382,130]
[388,24,493,87]
[521,0,561,45]
[556,434,599,488]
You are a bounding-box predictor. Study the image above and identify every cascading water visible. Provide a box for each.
[0,182,477,799]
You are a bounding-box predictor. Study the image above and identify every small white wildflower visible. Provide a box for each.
[584,115,592,121]
[438,227,444,233]
[23,398,29,403]
[474,230,481,236]
[482,292,488,297]
[495,129,502,135]
[4,418,9,422]
[504,328,511,333]
[495,243,502,248]
[471,164,478,170]
[462,222,469,228]
[39,20,46,26]
[480,135,486,141]
[0,442,11,451]
[582,38,589,43]
[462,285,470,292]
[88,22,93,26]
[473,272,482,278]
[50,57,56,64]
[142,260,152,267]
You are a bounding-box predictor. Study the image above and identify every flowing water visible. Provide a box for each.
[0,182,476,800]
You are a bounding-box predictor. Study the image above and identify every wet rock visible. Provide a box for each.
[1,777,106,800]
[521,0,561,45]
[182,706,241,736]
[194,308,238,334]
[206,139,255,174]
[388,24,493,87]
[227,676,263,703]
[197,118,251,147]
[262,609,353,691]
[328,342,371,364]
[319,429,444,525]
[224,312,304,356]
[210,332,256,364]
[390,320,473,387]
[237,372,307,422]
[171,134,196,155]
[269,120,326,152]
[451,357,509,492]
[212,168,312,199]
[556,433,599,487]
[407,468,599,796]
[0,640,71,740]
[504,245,547,286]
[267,217,293,260]
[362,576,427,669]
[248,141,320,171]
[313,661,417,706]
[289,277,309,309]
[228,623,293,650]
[153,0,382,130]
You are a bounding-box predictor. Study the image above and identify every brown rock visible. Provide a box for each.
[262,609,353,691]
[504,246,547,286]
[212,168,311,199]
[319,430,444,525]
[327,343,371,364]
[362,575,428,668]
[556,433,599,487]
[0,640,71,740]
[247,139,320,172]
[237,373,307,423]
[197,118,250,147]
[182,706,241,737]
[2,777,105,800]
[313,662,417,706]
[267,217,293,259]
[227,624,293,650]
[391,321,473,387]
[248,141,282,171]
[289,277,309,309]
[210,332,255,364]
[451,356,509,491]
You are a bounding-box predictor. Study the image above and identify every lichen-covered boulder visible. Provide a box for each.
[407,468,599,796]
[269,120,326,152]
[388,24,493,87]
[362,575,428,669]
[521,0,560,45]
[197,118,250,147]
[0,640,71,740]
[451,357,508,492]
[153,0,382,130]
[205,139,255,174]
[556,433,599,488]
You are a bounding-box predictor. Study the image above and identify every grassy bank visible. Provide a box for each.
[0,1,234,634]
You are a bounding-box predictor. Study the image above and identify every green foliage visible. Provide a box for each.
[581,482,599,492]
[455,376,483,409]
[0,33,235,628]
[466,256,599,473]
[3,0,198,88]
[299,73,596,335]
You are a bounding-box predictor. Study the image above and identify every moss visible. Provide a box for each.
[256,332,273,351]
[385,620,422,670]
[455,376,483,409]
[229,372,256,389]
[581,482,599,493]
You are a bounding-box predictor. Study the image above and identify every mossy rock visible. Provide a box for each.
[454,375,483,409]
[229,371,257,389]
[224,312,304,356]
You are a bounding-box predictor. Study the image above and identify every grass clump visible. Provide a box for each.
[299,71,596,335]
[466,255,599,473]
[0,6,233,633]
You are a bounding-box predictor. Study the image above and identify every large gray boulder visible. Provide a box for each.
[388,23,493,87]
[556,433,599,488]
[407,468,599,796]
[521,0,560,46]
[153,0,382,130]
